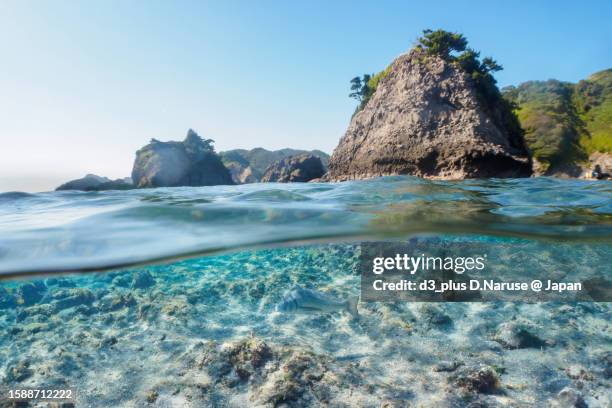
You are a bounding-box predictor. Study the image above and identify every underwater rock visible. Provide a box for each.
[111,274,132,288]
[600,351,612,379]
[582,276,612,301]
[451,365,501,395]
[4,360,33,383]
[16,303,55,321]
[196,338,272,384]
[418,304,453,327]
[246,281,267,301]
[21,322,50,334]
[160,297,190,317]
[136,302,153,320]
[550,387,588,408]
[0,287,16,309]
[433,360,463,372]
[198,339,267,382]
[146,390,159,403]
[222,337,272,381]
[16,281,46,306]
[131,271,156,289]
[493,322,546,349]
[195,337,347,406]
[98,292,137,312]
[55,353,80,376]
[252,349,330,406]
[52,288,95,311]
[48,278,77,288]
[12,322,50,335]
[99,336,118,348]
[197,341,232,379]
[565,365,594,381]
[73,304,95,316]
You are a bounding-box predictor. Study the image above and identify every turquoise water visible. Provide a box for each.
[1,176,610,276]
[0,176,611,407]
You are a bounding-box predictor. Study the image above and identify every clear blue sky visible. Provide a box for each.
[1,0,610,191]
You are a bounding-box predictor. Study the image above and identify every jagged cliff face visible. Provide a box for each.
[131,130,233,188]
[328,50,532,180]
[260,154,325,183]
[220,148,329,184]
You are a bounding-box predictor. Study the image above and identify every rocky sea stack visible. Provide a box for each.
[260,154,325,182]
[328,35,532,180]
[131,129,233,188]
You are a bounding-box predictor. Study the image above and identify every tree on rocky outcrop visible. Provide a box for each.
[349,74,374,111]
[349,70,392,113]
[417,29,506,110]
[131,129,233,188]
[416,29,524,149]
[349,30,523,146]
[349,76,365,101]
[184,128,215,153]
[416,29,468,59]
[332,29,532,180]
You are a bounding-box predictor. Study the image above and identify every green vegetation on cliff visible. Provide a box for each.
[502,80,587,170]
[575,69,612,154]
[502,69,612,172]
[349,66,392,112]
[350,29,509,113]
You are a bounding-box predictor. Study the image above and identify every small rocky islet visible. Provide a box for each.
[1,243,610,407]
[55,133,330,191]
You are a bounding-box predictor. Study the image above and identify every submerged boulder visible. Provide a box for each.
[328,49,532,180]
[5,360,34,383]
[261,154,325,183]
[131,129,234,188]
[493,322,546,349]
[196,337,341,406]
[551,387,588,408]
[131,270,156,289]
[16,281,46,306]
[0,287,16,309]
[51,288,96,311]
[451,365,501,395]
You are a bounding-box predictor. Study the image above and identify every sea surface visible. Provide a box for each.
[0,176,610,407]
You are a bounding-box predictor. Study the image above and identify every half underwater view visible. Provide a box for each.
[1,178,611,407]
[1,1,612,407]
